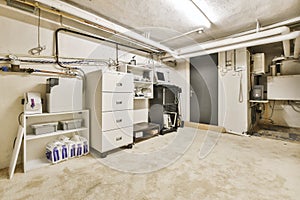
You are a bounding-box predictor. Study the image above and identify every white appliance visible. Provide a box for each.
[155,68,170,84]
[218,49,250,134]
[24,92,42,114]
[46,77,83,113]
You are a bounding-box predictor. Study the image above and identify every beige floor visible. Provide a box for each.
[0,127,300,200]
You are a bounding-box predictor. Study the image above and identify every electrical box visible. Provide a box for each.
[252,53,265,74]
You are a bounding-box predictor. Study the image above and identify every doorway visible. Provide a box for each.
[190,54,218,125]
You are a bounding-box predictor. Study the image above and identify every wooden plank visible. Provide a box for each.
[185,121,226,133]
[9,125,24,179]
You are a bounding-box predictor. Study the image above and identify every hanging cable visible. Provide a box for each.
[18,112,24,126]
[28,8,46,55]
[238,71,243,103]
[288,101,300,112]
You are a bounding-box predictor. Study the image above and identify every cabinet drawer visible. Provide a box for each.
[102,93,133,112]
[102,126,133,152]
[102,72,133,93]
[102,110,133,131]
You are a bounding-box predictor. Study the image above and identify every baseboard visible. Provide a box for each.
[184,121,226,133]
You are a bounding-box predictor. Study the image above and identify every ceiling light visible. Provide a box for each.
[197,28,204,34]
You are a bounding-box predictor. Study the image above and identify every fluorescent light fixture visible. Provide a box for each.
[191,0,217,23]
[169,0,211,28]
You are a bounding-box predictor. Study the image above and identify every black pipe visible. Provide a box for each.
[54,28,152,69]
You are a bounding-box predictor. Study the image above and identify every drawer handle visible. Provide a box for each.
[116,101,123,105]
[116,119,122,123]
[116,136,122,141]
[116,83,123,87]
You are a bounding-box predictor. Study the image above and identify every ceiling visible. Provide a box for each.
[61,0,300,51]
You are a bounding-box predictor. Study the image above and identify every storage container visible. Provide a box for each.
[46,140,68,163]
[31,122,58,135]
[59,119,83,130]
[46,141,61,164]
[65,140,77,158]
[79,136,89,155]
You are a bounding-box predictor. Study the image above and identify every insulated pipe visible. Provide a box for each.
[282,29,291,57]
[168,31,300,59]
[176,26,290,55]
[282,40,291,57]
[159,27,204,44]
[229,16,300,38]
[294,36,300,59]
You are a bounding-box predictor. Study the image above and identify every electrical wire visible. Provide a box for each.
[18,112,24,126]
[288,101,300,112]
[28,8,46,55]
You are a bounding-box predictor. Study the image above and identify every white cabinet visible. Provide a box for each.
[23,110,89,172]
[86,70,134,156]
[120,64,154,99]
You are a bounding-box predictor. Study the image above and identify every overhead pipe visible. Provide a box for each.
[176,26,290,55]
[159,27,204,44]
[36,0,176,55]
[282,28,291,57]
[164,31,300,59]
[0,66,76,76]
[229,16,300,38]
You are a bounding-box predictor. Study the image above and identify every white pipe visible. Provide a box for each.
[176,26,290,55]
[159,27,203,44]
[294,36,300,59]
[36,0,176,55]
[282,29,291,57]
[282,40,291,57]
[225,16,300,38]
[168,31,300,59]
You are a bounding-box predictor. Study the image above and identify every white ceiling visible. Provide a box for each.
[61,0,300,50]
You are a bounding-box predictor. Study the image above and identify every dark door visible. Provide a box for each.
[190,54,218,125]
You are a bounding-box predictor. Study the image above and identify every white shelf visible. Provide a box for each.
[26,127,88,141]
[127,64,152,72]
[134,80,152,85]
[26,158,51,171]
[134,97,149,100]
[249,100,269,103]
[25,110,88,118]
[23,109,89,173]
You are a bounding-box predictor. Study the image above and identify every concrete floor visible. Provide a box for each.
[0,127,299,200]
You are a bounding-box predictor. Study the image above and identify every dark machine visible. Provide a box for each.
[149,84,181,134]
